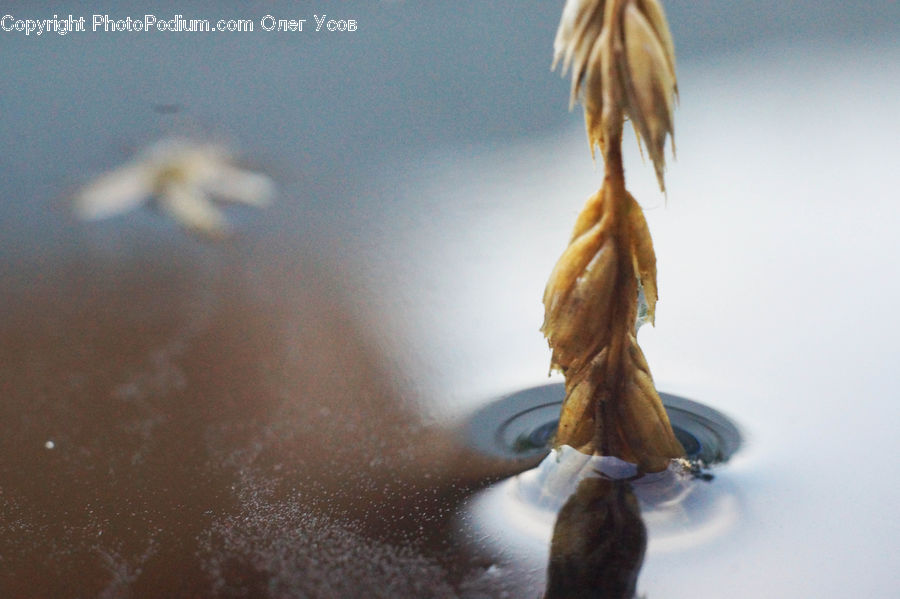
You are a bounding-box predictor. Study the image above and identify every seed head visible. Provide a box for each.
[553,0,678,191]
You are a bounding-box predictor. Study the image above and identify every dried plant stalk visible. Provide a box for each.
[544,0,683,472]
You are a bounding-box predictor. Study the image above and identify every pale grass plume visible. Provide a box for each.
[553,0,677,192]
[75,138,275,238]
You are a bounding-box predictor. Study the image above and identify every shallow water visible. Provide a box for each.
[0,241,515,596]
[2,3,900,597]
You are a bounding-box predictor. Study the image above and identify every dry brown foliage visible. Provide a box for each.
[554,0,677,192]
[543,0,683,471]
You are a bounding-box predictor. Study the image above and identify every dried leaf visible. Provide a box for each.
[74,138,274,237]
[617,335,683,469]
[542,188,617,372]
[74,162,154,220]
[553,349,606,450]
[636,0,677,87]
[622,3,676,192]
[626,192,657,324]
[543,182,682,470]
[553,0,607,111]
[556,335,682,471]
[200,165,276,207]
[157,182,229,238]
[548,0,682,471]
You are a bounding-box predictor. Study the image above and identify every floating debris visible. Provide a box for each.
[75,138,275,238]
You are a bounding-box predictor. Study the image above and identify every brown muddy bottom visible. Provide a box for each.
[0,238,532,598]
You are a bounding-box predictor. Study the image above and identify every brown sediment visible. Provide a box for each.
[0,243,517,597]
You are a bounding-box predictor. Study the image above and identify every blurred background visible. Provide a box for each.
[1,1,899,597]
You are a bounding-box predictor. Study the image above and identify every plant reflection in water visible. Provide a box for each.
[462,385,742,598]
[545,477,645,599]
